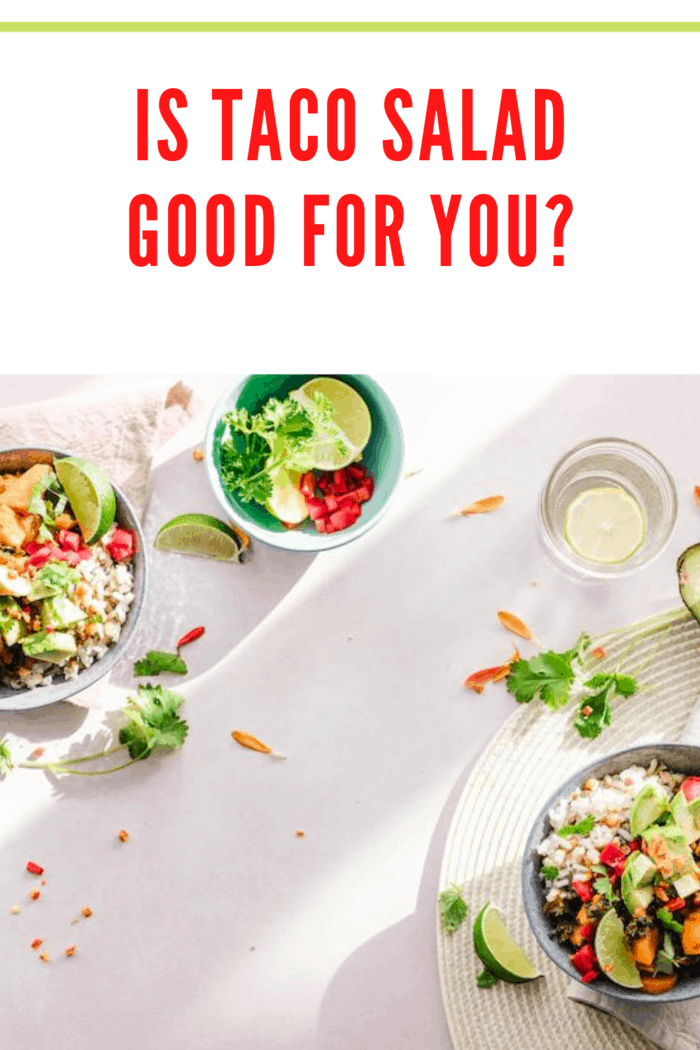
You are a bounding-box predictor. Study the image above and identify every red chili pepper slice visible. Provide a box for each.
[26,861,44,876]
[666,897,686,912]
[177,626,205,649]
[581,970,599,983]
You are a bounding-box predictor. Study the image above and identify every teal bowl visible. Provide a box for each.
[205,375,404,552]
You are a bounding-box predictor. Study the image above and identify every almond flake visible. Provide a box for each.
[452,495,505,518]
[38,952,50,964]
[695,485,700,512]
[496,610,533,640]
[231,730,287,759]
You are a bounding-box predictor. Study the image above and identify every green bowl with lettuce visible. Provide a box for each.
[205,375,404,552]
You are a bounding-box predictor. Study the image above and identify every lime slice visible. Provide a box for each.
[154,513,243,561]
[473,902,541,983]
[564,487,645,565]
[292,376,372,471]
[594,908,643,988]
[55,457,116,544]
[630,783,668,837]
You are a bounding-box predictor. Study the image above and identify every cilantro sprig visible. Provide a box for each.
[219,391,348,505]
[439,884,469,933]
[557,815,595,838]
[541,864,559,881]
[4,685,188,778]
[134,650,188,677]
[506,632,639,741]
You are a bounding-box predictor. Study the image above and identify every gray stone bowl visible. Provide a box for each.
[521,743,700,1003]
[0,447,147,712]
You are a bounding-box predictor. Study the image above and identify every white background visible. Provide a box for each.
[0,26,698,371]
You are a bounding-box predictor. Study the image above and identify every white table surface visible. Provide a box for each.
[1,374,698,1050]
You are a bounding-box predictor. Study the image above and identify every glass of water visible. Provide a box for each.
[539,437,678,579]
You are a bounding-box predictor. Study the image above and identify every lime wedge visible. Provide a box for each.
[565,487,645,565]
[473,902,541,983]
[55,457,117,544]
[594,908,643,988]
[154,513,243,562]
[292,376,372,471]
[630,783,668,837]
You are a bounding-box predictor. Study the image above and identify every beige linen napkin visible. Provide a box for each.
[0,377,198,515]
[568,703,700,1050]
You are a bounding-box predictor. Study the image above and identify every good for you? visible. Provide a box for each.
[129,87,573,269]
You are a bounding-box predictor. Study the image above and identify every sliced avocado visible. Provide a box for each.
[21,630,77,663]
[679,543,700,625]
[0,598,26,647]
[0,565,31,599]
[642,823,696,879]
[629,782,668,836]
[27,580,61,601]
[39,596,86,631]
[689,797,700,832]
[626,850,657,888]
[670,791,700,845]
[674,872,700,898]
[622,860,654,917]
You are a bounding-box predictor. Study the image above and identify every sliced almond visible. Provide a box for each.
[451,495,505,518]
[231,730,286,760]
[496,610,533,640]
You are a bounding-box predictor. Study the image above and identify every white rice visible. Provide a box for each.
[0,524,135,691]
[537,762,684,903]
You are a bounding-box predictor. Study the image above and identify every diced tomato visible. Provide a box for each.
[324,521,337,533]
[354,483,373,503]
[581,970,599,983]
[58,530,81,552]
[666,897,686,912]
[347,465,365,481]
[325,496,339,513]
[111,529,135,550]
[299,473,316,498]
[578,923,594,942]
[329,505,360,531]
[627,839,641,854]
[62,550,81,567]
[571,943,597,976]
[572,880,594,903]
[332,471,348,494]
[599,844,626,868]
[106,544,131,563]
[25,542,42,555]
[682,777,700,802]
[306,497,327,521]
[317,474,330,493]
[28,545,58,567]
[315,518,327,533]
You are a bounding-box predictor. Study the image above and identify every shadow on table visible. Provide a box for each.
[0,444,316,751]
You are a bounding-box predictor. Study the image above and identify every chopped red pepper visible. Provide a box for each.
[572,880,594,903]
[666,897,686,912]
[26,861,44,876]
[578,923,595,942]
[581,970,599,983]
[571,943,597,976]
[176,626,205,649]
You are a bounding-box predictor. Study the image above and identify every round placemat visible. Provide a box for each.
[438,607,700,1050]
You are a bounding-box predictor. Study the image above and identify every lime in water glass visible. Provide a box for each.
[539,438,677,579]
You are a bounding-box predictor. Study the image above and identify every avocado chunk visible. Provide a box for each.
[679,543,700,626]
[0,598,26,647]
[39,596,86,631]
[21,630,77,664]
[674,872,700,898]
[642,823,696,879]
[27,580,62,601]
[670,791,700,845]
[629,782,668,837]
[621,851,656,916]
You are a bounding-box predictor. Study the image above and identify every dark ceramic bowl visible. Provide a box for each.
[522,743,700,1003]
[205,375,404,552]
[0,447,147,712]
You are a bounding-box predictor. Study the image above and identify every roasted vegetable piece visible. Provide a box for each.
[640,972,679,994]
[631,926,660,970]
[681,910,700,955]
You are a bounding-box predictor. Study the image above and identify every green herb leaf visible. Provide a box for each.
[134,650,188,677]
[656,931,677,975]
[591,863,608,874]
[34,562,81,593]
[562,632,592,663]
[574,683,614,740]
[593,876,619,903]
[0,739,14,777]
[507,652,575,709]
[476,969,499,988]
[119,684,189,760]
[557,815,595,838]
[439,884,469,933]
[658,908,684,935]
[541,865,559,881]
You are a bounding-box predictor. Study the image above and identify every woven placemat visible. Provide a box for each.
[438,608,700,1050]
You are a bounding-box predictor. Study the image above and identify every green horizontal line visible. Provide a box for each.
[0,21,699,32]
